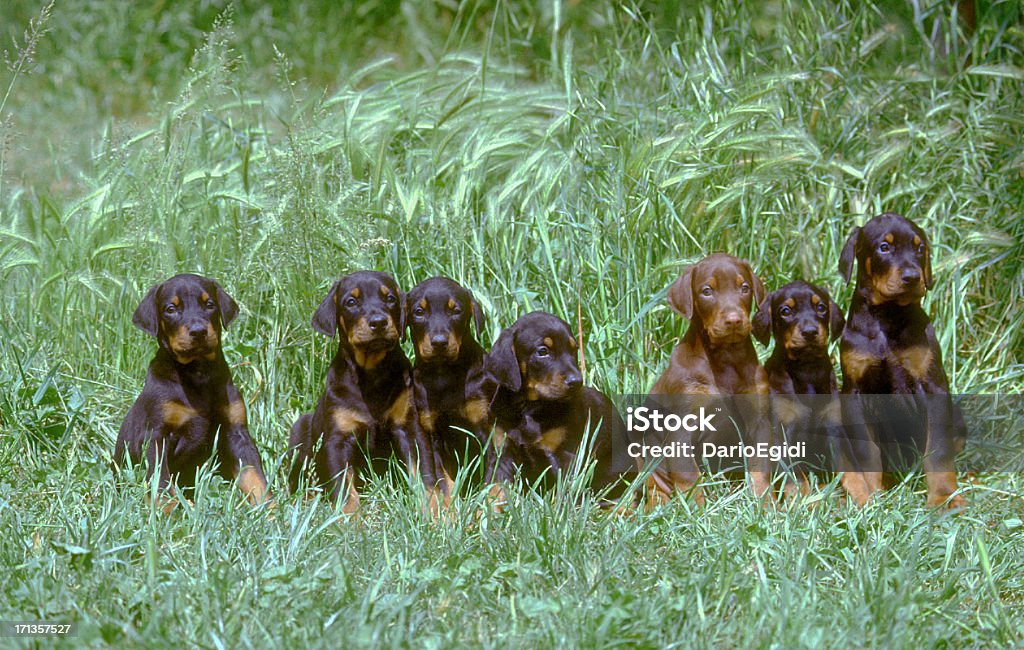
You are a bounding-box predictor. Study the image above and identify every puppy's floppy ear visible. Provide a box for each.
[404,291,417,336]
[397,288,407,342]
[486,327,521,392]
[666,266,694,319]
[828,296,846,341]
[215,282,239,328]
[911,222,934,289]
[839,226,860,283]
[312,282,340,337]
[132,281,162,337]
[742,261,767,307]
[471,298,486,337]
[751,294,773,347]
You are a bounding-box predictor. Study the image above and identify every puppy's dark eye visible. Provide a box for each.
[917,244,926,255]
[779,306,791,317]
[206,300,216,310]
[740,283,750,294]
[450,306,462,315]
[537,346,550,357]
[385,294,397,305]
[815,303,827,314]
[701,287,713,297]
[164,304,177,315]
[878,242,891,254]
[413,306,425,317]
[345,297,358,308]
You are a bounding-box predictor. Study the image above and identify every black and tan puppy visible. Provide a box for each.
[754,281,845,396]
[837,212,966,509]
[287,271,437,514]
[113,273,269,511]
[644,253,769,505]
[484,312,629,506]
[406,277,494,498]
[753,280,844,490]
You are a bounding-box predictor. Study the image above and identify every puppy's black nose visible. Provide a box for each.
[901,268,921,284]
[801,326,819,339]
[368,315,388,331]
[430,335,449,349]
[189,325,207,339]
[565,374,583,390]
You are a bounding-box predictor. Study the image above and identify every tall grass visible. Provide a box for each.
[1,0,1022,646]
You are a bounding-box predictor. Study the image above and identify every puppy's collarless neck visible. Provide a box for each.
[415,340,483,370]
[855,288,923,311]
[336,340,395,371]
[779,351,831,372]
[154,348,224,385]
[688,326,751,355]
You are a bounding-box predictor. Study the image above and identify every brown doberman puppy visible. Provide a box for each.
[753,280,845,492]
[406,277,494,499]
[113,274,269,511]
[287,271,437,514]
[837,213,966,509]
[485,311,630,508]
[645,253,769,505]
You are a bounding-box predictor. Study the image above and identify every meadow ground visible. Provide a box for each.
[1,1,1022,647]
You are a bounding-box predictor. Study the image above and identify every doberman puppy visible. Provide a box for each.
[753,280,845,491]
[485,312,629,507]
[837,212,966,509]
[644,253,769,505]
[287,271,437,514]
[113,274,269,511]
[406,277,494,498]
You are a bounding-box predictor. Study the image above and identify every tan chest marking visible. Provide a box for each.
[354,348,387,370]
[162,401,198,428]
[894,346,933,381]
[537,426,567,452]
[461,397,489,425]
[332,407,369,434]
[386,387,412,425]
[842,350,881,382]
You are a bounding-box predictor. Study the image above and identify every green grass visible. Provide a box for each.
[1,0,1022,647]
